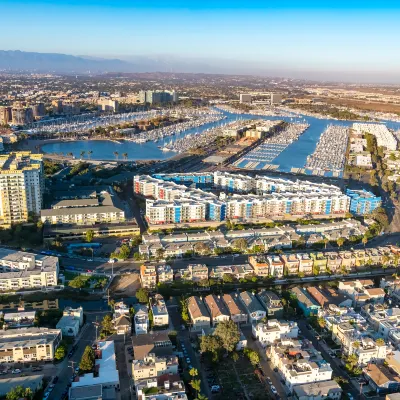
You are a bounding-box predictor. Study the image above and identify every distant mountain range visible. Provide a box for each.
[0,50,137,73]
[1,50,400,84]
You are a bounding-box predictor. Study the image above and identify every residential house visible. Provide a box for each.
[131,332,173,360]
[151,294,169,327]
[297,253,313,275]
[140,265,157,289]
[134,305,149,335]
[310,252,327,274]
[363,364,400,394]
[257,290,284,318]
[291,287,321,317]
[281,254,300,276]
[267,256,284,277]
[181,264,209,282]
[156,265,174,284]
[114,315,131,335]
[249,255,270,278]
[293,381,342,400]
[132,354,179,382]
[222,293,248,324]
[239,291,266,323]
[187,296,211,331]
[204,294,230,326]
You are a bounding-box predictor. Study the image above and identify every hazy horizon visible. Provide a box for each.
[1,0,400,83]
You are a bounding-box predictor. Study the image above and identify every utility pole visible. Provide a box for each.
[69,360,76,375]
[93,316,100,342]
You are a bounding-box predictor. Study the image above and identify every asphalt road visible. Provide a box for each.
[48,311,107,400]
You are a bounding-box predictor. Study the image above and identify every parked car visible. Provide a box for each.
[347,393,354,400]
[271,386,278,395]
[32,366,43,372]
[266,377,272,385]
[11,369,21,374]
[211,385,221,393]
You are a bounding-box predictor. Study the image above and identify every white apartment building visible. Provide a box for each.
[70,341,120,395]
[252,320,299,347]
[0,152,44,225]
[270,339,333,392]
[132,354,179,382]
[0,327,62,363]
[353,123,397,151]
[40,192,125,225]
[134,305,149,335]
[0,249,58,291]
[151,295,169,327]
[156,264,174,284]
[56,306,84,337]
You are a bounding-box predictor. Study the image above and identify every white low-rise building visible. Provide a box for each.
[70,341,120,397]
[134,305,149,335]
[132,354,179,382]
[0,249,59,291]
[252,320,299,347]
[151,295,169,327]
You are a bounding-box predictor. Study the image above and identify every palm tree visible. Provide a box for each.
[323,238,329,249]
[337,237,345,249]
[362,236,368,247]
[113,151,119,160]
[80,151,85,159]
[122,152,128,161]
[67,152,73,158]
[87,150,93,160]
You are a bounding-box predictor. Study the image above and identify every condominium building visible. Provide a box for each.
[140,265,157,289]
[180,264,208,282]
[0,152,44,225]
[156,264,174,284]
[346,189,382,216]
[139,90,178,104]
[134,305,149,335]
[252,319,299,347]
[0,327,62,363]
[0,249,59,291]
[270,338,333,392]
[98,98,119,112]
[0,107,12,125]
[40,191,125,225]
[353,123,397,151]
[151,295,169,327]
[132,354,179,382]
[11,107,33,125]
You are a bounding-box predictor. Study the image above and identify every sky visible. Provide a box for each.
[1,0,400,79]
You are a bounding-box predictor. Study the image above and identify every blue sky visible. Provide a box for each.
[1,0,400,74]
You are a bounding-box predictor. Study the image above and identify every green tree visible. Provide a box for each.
[102,314,114,335]
[336,237,345,249]
[113,151,119,160]
[214,320,240,353]
[190,379,201,397]
[122,152,128,160]
[376,338,385,346]
[362,236,368,247]
[68,275,88,288]
[232,352,239,362]
[180,297,189,322]
[6,386,33,400]
[87,150,93,159]
[196,394,208,400]
[232,238,248,252]
[55,341,67,360]
[244,348,260,366]
[222,273,234,283]
[85,229,94,243]
[189,368,198,377]
[352,341,360,349]
[80,150,85,159]
[200,334,222,362]
[80,345,95,372]
[136,288,149,304]
[156,248,165,260]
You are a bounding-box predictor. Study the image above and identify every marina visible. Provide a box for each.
[304,125,349,176]
[233,122,310,169]
[41,108,400,170]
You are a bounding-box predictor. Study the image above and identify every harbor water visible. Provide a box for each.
[41,110,400,172]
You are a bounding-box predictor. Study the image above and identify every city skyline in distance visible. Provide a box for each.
[1,0,400,83]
